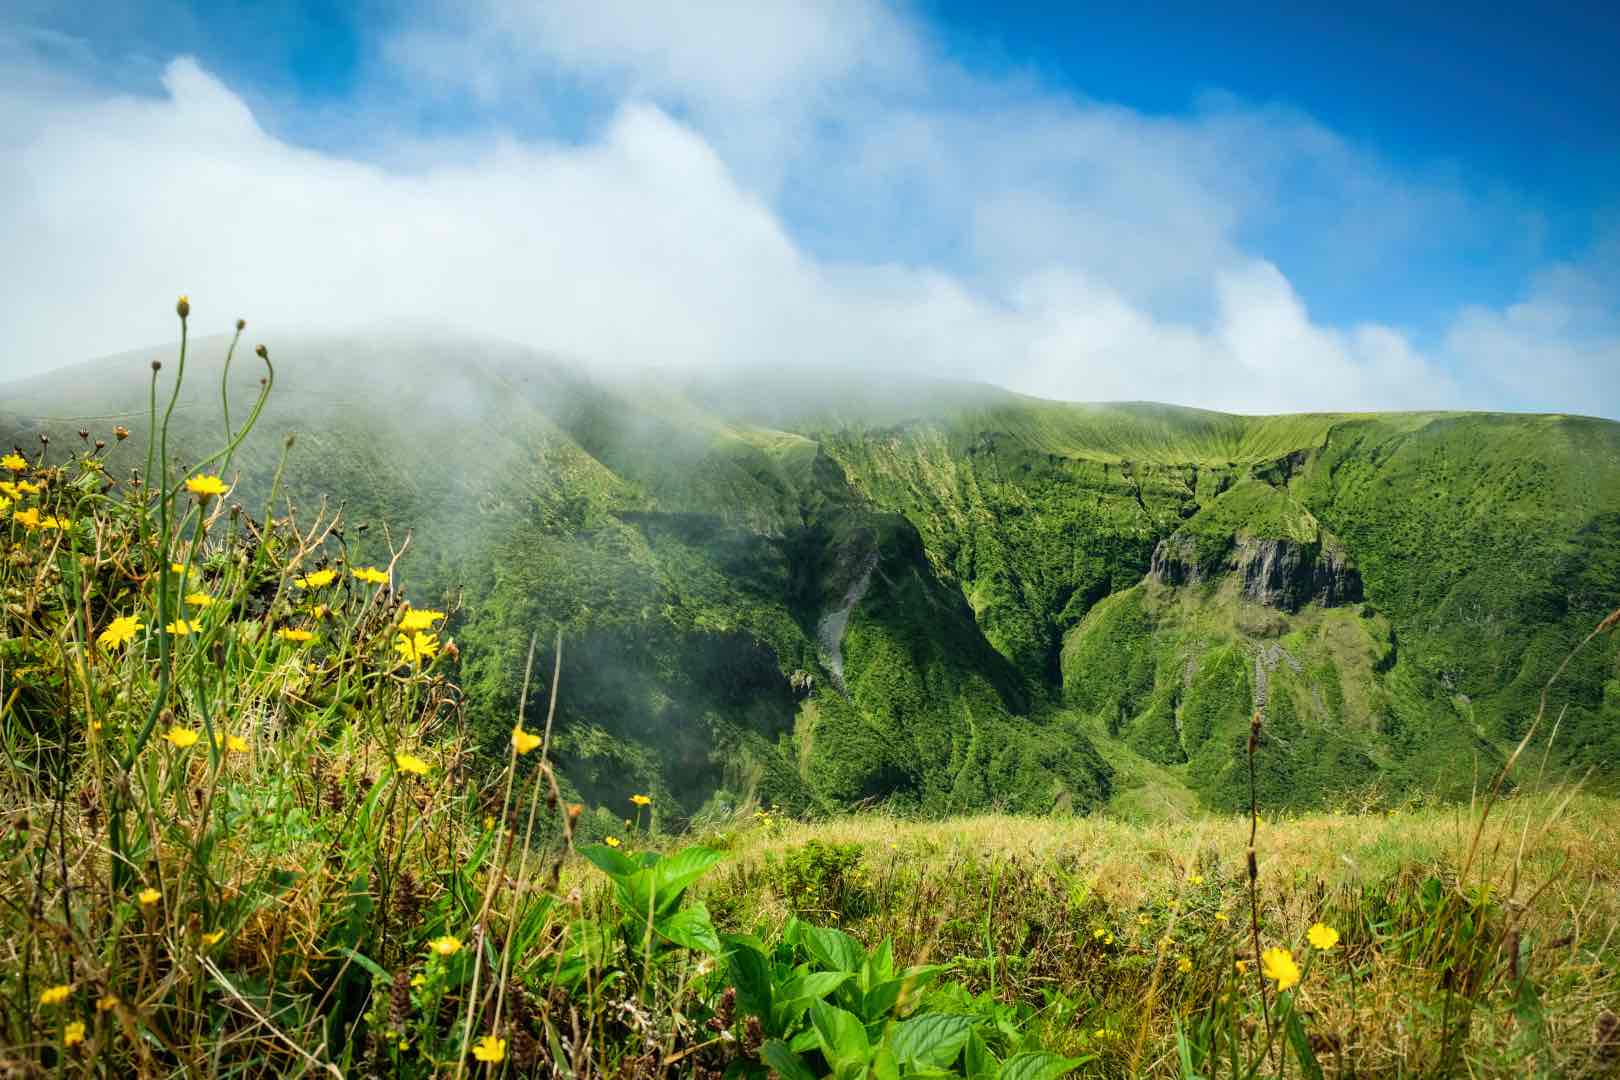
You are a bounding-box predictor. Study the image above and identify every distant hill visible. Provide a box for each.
[6,331,1618,820]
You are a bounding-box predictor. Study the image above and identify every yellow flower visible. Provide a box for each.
[39,984,72,1006]
[604,836,622,848]
[184,592,214,608]
[214,733,250,754]
[352,566,390,585]
[428,935,461,957]
[184,474,228,498]
[471,1035,506,1063]
[410,974,425,988]
[138,887,160,906]
[395,631,439,665]
[294,568,336,589]
[398,607,445,632]
[1307,923,1340,950]
[1177,956,1193,973]
[0,495,10,514]
[96,995,119,1012]
[277,628,315,643]
[1235,959,1248,974]
[39,515,70,530]
[0,481,17,498]
[170,562,187,574]
[1214,912,1229,923]
[63,1020,85,1047]
[312,603,331,619]
[1188,874,1205,886]
[202,929,225,946]
[511,726,542,755]
[16,479,43,494]
[1261,947,1301,992]
[1092,927,1106,939]
[163,725,199,748]
[14,507,40,529]
[629,793,652,807]
[165,619,197,636]
[98,615,139,649]
[395,752,430,776]
[1,453,27,471]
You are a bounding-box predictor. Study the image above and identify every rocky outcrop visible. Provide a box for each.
[1150,534,1362,612]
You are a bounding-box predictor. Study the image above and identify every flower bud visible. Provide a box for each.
[176,295,190,319]
[235,318,246,331]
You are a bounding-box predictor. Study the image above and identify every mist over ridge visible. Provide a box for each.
[4,326,1617,822]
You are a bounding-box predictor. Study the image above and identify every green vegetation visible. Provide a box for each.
[3,312,1620,1077]
[4,330,1619,824]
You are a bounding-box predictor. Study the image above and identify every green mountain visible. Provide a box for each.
[6,332,1618,822]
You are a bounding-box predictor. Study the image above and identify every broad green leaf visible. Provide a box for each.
[782,971,854,1002]
[863,977,907,1021]
[812,1000,871,1072]
[657,903,721,955]
[996,1051,1087,1080]
[650,846,726,911]
[761,1040,818,1080]
[964,1029,997,1077]
[871,1044,901,1080]
[888,1013,974,1069]
[725,941,774,1024]
[803,925,866,973]
[579,843,639,881]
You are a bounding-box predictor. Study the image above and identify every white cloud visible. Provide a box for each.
[0,4,1616,418]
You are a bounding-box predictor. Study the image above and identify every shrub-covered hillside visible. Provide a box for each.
[4,331,1618,822]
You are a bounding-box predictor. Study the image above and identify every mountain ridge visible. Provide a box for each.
[4,332,1617,822]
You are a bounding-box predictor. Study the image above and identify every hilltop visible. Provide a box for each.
[4,331,1618,829]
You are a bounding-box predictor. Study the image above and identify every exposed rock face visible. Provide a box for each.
[1150,534,1362,612]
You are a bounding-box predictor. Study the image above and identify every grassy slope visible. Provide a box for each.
[5,338,1618,818]
[685,789,1620,1076]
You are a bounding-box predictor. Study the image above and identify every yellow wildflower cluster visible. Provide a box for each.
[395,631,439,665]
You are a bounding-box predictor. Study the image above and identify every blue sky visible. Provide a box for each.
[3,1,1618,416]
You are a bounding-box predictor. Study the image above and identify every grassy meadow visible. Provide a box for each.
[2,306,1619,1078]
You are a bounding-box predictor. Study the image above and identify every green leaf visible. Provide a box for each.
[996,1051,1086,1080]
[657,903,721,955]
[812,1000,871,1072]
[803,926,866,973]
[725,941,774,1024]
[888,1013,974,1069]
[783,971,854,1002]
[964,1029,997,1078]
[761,1040,818,1080]
[1284,1010,1324,1080]
[651,846,726,909]
[580,843,639,881]
[336,948,389,983]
